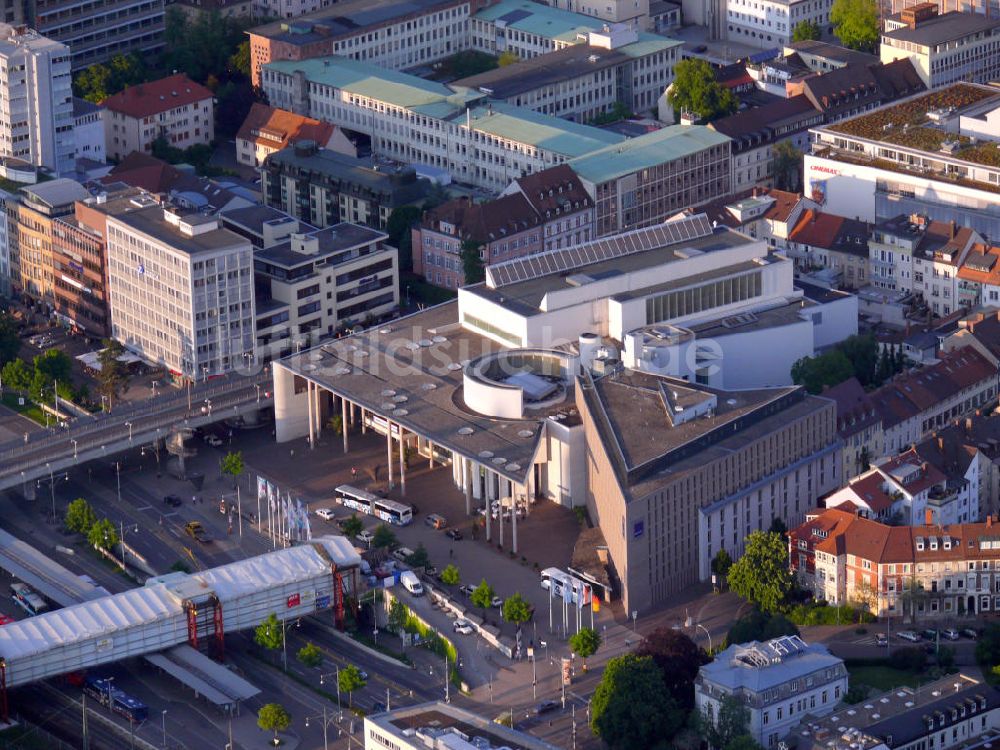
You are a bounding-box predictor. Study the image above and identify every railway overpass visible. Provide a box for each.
[0,371,273,493]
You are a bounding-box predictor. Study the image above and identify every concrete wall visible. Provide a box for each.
[273,363,310,443]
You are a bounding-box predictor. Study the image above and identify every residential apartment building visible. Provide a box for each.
[72,97,104,164]
[33,0,165,68]
[547,0,650,28]
[823,377,883,481]
[868,346,997,455]
[103,74,214,163]
[413,195,542,288]
[236,103,354,168]
[499,164,594,252]
[0,25,74,177]
[791,507,1000,617]
[709,95,822,195]
[784,210,870,289]
[260,141,430,231]
[726,0,835,49]
[0,187,10,297]
[804,84,1000,239]
[567,125,731,237]
[695,636,847,749]
[453,28,681,123]
[470,0,606,59]
[956,242,1000,308]
[105,205,255,379]
[14,178,90,308]
[261,56,625,193]
[880,5,1000,89]
[253,219,398,356]
[247,0,484,87]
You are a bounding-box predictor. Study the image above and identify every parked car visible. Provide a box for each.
[393,547,415,563]
[535,701,560,715]
[942,628,960,641]
[315,508,336,521]
[491,596,503,608]
[357,530,375,546]
[922,629,938,641]
[962,628,979,640]
[425,513,447,530]
[459,584,475,597]
[184,521,211,543]
[203,434,223,447]
[897,630,921,642]
[453,619,474,635]
[445,528,463,541]
[162,495,182,507]
[875,633,887,646]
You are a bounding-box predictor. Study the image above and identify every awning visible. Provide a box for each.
[145,645,260,705]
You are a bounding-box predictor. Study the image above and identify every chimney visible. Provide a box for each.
[949,220,956,240]
[925,508,934,527]
[937,435,944,451]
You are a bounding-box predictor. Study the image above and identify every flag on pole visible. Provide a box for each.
[592,595,600,613]
[578,585,588,610]
[257,476,267,502]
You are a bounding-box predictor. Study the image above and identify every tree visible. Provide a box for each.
[296,642,322,668]
[386,206,422,274]
[254,613,284,653]
[711,549,733,578]
[591,654,685,749]
[634,628,708,711]
[831,0,879,51]
[96,339,128,407]
[405,543,431,569]
[705,694,752,750]
[1,358,31,391]
[667,58,738,122]
[440,563,460,586]
[726,610,800,646]
[33,349,73,388]
[338,664,366,707]
[852,580,879,614]
[768,517,788,537]
[791,349,854,394]
[372,523,397,550]
[230,40,251,78]
[725,735,764,750]
[461,240,485,285]
[387,598,408,632]
[498,50,519,66]
[87,518,118,551]
[501,592,532,626]
[0,311,19,367]
[727,531,792,613]
[221,451,245,482]
[772,140,802,192]
[569,627,602,669]
[257,703,291,745]
[65,498,97,534]
[976,623,1000,667]
[792,19,821,41]
[471,578,495,614]
[341,514,363,539]
[327,413,343,435]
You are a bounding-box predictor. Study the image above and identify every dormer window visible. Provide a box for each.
[916,537,925,551]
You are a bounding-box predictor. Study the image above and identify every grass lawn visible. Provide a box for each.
[1,392,47,426]
[847,664,921,691]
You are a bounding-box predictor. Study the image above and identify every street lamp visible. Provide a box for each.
[320,667,344,715]
[71,438,77,460]
[202,366,209,383]
[631,610,638,632]
[254,384,261,403]
[684,616,713,653]
[203,399,212,416]
[304,706,339,750]
[45,462,55,520]
[161,709,167,748]
[125,421,133,443]
[114,461,122,503]
[119,522,139,569]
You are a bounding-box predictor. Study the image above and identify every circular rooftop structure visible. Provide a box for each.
[462,349,578,420]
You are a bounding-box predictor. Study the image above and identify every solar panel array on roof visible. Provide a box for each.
[486,213,714,287]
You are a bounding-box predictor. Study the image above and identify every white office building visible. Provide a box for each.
[695,636,848,749]
[727,0,834,49]
[0,25,75,176]
[106,204,256,380]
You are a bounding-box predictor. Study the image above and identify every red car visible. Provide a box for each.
[0,615,14,626]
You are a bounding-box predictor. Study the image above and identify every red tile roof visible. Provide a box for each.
[789,209,870,253]
[236,103,335,152]
[103,74,213,119]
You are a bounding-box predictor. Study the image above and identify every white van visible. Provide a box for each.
[400,570,424,596]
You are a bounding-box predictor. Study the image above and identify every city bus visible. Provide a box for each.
[83,676,149,723]
[335,485,413,526]
[11,582,48,616]
[540,568,592,606]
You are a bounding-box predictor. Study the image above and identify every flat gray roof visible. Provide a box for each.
[279,302,562,483]
[256,223,386,268]
[885,11,1000,45]
[113,207,248,256]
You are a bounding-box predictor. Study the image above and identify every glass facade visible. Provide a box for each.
[645,271,763,325]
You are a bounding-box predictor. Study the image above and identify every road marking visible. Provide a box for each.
[164,512,179,518]
[135,505,152,512]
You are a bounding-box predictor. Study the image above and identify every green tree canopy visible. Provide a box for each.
[0,311,19,367]
[87,518,118,551]
[440,563,461,586]
[570,627,602,668]
[461,240,485,285]
[33,349,73,386]
[296,641,322,668]
[706,695,752,749]
[498,50,520,66]
[591,654,685,749]
[65,498,97,535]
[711,549,733,578]
[726,609,800,647]
[772,140,803,192]
[96,339,128,407]
[792,19,821,41]
[73,53,147,103]
[667,58,739,122]
[372,523,397,550]
[405,543,431,569]
[387,598,408,632]
[386,206,423,274]
[831,0,879,51]
[791,349,854,394]
[976,623,1000,667]
[727,531,792,613]
[341,514,363,539]
[257,703,291,742]
[634,627,708,711]
[470,578,495,612]
[1,358,30,390]
[725,734,765,750]
[254,613,284,652]
[221,451,244,479]
[501,592,532,626]
[338,664,367,706]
